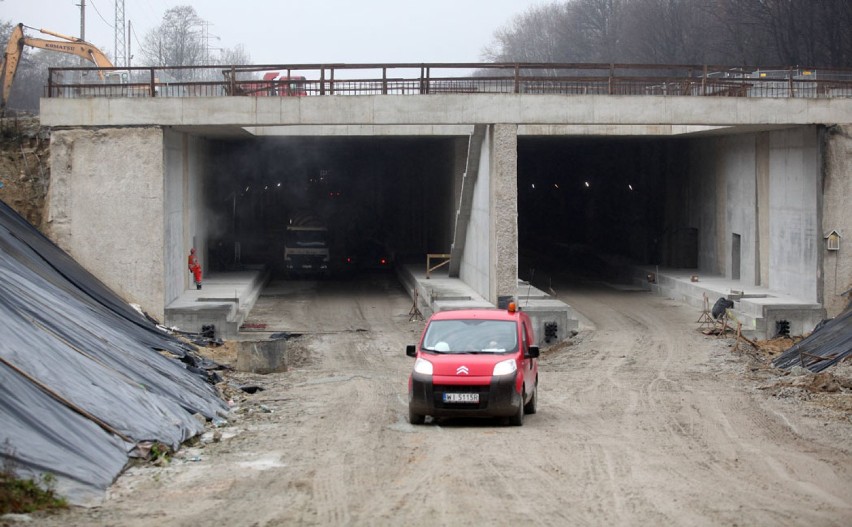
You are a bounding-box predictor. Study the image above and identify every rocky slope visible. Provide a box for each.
[0,116,50,229]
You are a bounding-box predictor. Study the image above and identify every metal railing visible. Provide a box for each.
[45,63,852,100]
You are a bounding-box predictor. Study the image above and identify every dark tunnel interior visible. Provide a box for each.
[204,136,457,276]
[517,136,683,284]
[203,134,687,283]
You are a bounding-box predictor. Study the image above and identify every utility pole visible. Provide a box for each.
[127,20,132,68]
[78,0,87,77]
[78,0,86,41]
[114,0,127,67]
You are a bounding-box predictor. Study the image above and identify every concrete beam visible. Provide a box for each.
[41,94,852,128]
[244,124,473,136]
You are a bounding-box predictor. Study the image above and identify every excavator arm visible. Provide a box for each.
[1,23,115,111]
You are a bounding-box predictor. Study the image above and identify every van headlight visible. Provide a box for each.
[492,359,517,376]
[413,358,433,375]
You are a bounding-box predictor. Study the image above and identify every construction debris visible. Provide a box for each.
[772,308,852,373]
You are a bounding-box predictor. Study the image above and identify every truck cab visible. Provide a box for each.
[283,224,329,276]
[406,304,540,426]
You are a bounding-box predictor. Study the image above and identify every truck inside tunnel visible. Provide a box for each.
[203,136,461,277]
[517,136,689,284]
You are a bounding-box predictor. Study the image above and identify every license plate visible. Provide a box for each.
[443,393,479,403]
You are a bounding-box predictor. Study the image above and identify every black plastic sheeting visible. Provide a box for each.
[772,307,852,373]
[0,201,228,504]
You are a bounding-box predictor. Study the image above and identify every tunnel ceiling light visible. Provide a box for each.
[531,183,536,189]
[584,181,590,187]
[628,184,634,190]
[553,184,559,189]
[277,182,282,187]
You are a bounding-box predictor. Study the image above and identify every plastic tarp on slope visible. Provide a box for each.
[0,200,228,505]
[772,307,852,372]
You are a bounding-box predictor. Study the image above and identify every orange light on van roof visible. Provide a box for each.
[508,301,517,313]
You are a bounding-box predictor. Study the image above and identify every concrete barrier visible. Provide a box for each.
[235,339,289,374]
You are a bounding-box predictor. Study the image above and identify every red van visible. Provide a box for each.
[406,304,540,426]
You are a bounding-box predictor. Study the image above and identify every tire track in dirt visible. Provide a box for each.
[33,276,852,526]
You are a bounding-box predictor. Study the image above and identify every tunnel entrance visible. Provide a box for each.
[517,136,688,284]
[203,136,459,278]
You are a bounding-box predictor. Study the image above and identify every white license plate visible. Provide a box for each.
[443,393,479,403]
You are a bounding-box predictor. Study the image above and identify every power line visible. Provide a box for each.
[132,0,164,32]
[87,0,115,30]
[130,23,145,54]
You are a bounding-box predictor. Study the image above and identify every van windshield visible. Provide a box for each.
[422,320,518,354]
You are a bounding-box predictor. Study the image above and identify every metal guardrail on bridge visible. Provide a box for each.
[46,63,852,100]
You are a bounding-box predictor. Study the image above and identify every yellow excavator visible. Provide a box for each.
[1,23,120,112]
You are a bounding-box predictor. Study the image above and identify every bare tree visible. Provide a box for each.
[217,44,252,66]
[483,0,852,68]
[619,0,717,64]
[139,5,206,79]
[483,3,574,64]
[703,0,772,66]
[569,0,627,62]
[758,0,852,67]
[817,0,852,67]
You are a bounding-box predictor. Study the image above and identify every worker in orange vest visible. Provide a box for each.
[188,248,202,289]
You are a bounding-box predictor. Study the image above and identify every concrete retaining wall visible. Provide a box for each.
[768,126,820,302]
[686,140,720,274]
[722,134,758,285]
[164,130,210,308]
[47,127,166,319]
[675,126,821,304]
[46,126,210,321]
[460,126,493,301]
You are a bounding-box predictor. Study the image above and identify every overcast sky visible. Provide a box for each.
[3,0,554,65]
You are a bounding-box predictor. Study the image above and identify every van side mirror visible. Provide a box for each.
[406,345,417,357]
[526,345,540,359]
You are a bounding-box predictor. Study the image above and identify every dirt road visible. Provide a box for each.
[34,275,852,526]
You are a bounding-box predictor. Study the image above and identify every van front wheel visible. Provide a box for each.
[409,408,425,425]
[524,384,537,415]
[509,394,525,426]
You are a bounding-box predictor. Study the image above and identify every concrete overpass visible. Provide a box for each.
[38,63,852,337]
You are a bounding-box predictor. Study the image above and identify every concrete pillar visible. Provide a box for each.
[491,124,518,304]
[714,139,728,276]
[822,124,852,316]
[756,133,770,286]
